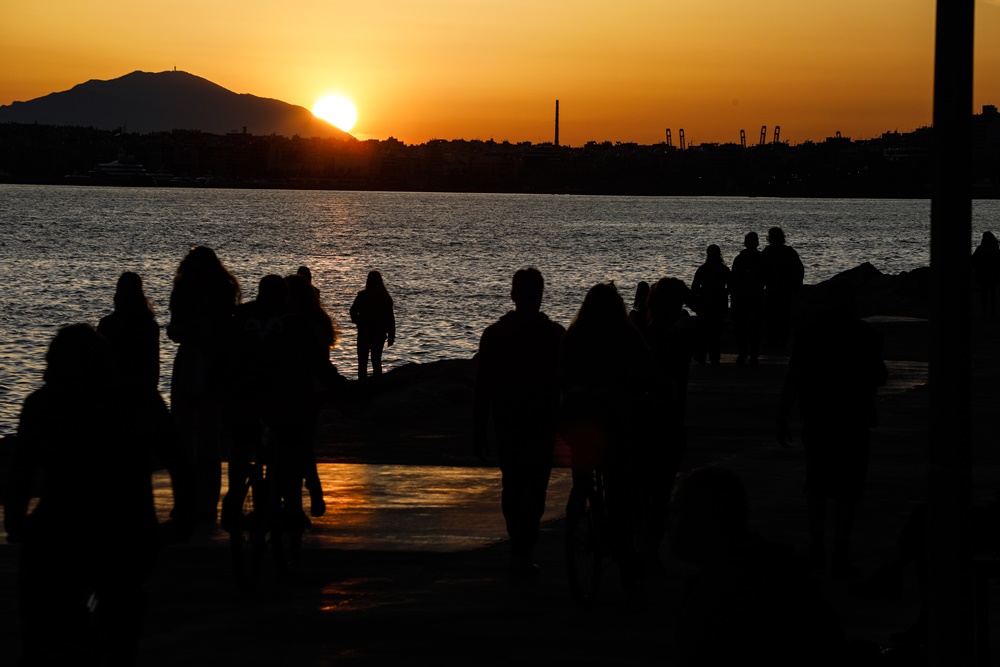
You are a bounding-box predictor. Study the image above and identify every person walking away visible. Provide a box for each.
[730,232,765,364]
[639,277,696,559]
[167,246,241,526]
[282,273,338,520]
[350,270,396,379]
[559,282,655,586]
[222,274,289,531]
[777,279,887,576]
[474,268,565,575]
[5,324,181,666]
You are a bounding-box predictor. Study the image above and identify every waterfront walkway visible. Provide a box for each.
[2,315,998,665]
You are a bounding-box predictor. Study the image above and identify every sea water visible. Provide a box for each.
[0,184,992,434]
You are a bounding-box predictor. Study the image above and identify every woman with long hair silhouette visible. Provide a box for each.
[350,270,396,379]
[98,271,160,390]
[167,246,241,525]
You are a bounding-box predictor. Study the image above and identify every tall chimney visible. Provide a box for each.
[555,100,560,147]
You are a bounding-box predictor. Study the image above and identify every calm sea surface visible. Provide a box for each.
[1,184,994,434]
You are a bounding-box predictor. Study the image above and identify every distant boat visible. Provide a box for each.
[65,158,157,186]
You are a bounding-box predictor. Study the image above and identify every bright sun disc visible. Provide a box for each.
[312,95,357,132]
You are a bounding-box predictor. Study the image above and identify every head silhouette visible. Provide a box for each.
[287,273,337,347]
[670,466,750,566]
[366,270,385,291]
[632,281,650,311]
[648,277,688,326]
[767,227,786,246]
[114,271,154,316]
[572,282,627,330]
[982,232,999,249]
[176,246,223,280]
[171,245,241,309]
[511,267,544,312]
[744,232,759,250]
[286,273,319,313]
[706,244,723,264]
[297,265,313,282]
[44,323,112,385]
[256,274,288,310]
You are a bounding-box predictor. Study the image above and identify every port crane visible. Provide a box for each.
[759,126,767,146]
[773,126,781,144]
[679,128,686,150]
[665,128,673,148]
[740,129,746,148]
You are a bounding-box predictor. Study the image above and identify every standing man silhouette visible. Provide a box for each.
[474,268,565,576]
[731,232,765,365]
[761,226,804,351]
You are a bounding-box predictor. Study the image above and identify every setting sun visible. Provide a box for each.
[312,95,357,133]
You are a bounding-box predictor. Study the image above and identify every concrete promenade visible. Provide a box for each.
[2,314,998,665]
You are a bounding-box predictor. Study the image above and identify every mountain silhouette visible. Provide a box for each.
[0,70,355,140]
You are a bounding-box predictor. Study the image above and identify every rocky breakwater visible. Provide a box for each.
[795,262,930,362]
[315,359,480,465]
[313,263,934,464]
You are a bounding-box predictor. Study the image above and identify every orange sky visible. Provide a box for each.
[3,1,999,146]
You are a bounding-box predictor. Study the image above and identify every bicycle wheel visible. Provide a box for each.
[230,466,266,590]
[566,482,606,605]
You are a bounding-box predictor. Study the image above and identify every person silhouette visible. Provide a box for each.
[350,270,396,380]
[730,232,765,365]
[474,268,565,575]
[4,324,179,666]
[639,277,696,556]
[777,279,887,576]
[628,280,651,335]
[972,231,1000,317]
[559,282,654,585]
[691,244,731,365]
[282,273,338,520]
[167,246,241,526]
[98,271,160,391]
[761,226,804,351]
[297,264,321,300]
[669,466,846,666]
[222,274,289,531]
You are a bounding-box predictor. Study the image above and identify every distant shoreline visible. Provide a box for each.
[4,120,1000,199]
[4,178,999,201]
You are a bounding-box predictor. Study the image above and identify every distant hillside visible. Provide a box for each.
[0,70,354,140]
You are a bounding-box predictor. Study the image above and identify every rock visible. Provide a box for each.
[316,359,479,462]
[798,263,930,319]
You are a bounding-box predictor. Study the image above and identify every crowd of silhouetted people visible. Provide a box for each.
[5,225,997,665]
[2,246,398,665]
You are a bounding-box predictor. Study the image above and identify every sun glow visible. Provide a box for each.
[312,95,358,133]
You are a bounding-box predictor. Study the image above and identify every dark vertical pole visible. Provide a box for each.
[928,0,975,664]
[555,100,560,147]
